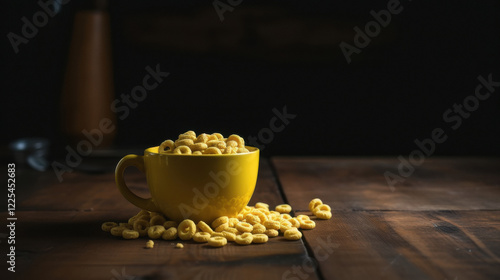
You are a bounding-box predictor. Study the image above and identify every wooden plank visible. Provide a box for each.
[5,159,320,280]
[272,157,500,280]
[271,157,500,211]
[290,210,500,280]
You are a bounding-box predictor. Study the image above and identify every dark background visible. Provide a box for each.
[2,0,499,159]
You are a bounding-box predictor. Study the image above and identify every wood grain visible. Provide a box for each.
[6,159,319,280]
[272,157,500,280]
[272,157,500,211]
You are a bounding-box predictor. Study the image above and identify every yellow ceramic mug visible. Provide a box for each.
[115,146,259,224]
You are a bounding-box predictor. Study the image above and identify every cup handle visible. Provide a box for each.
[115,154,160,212]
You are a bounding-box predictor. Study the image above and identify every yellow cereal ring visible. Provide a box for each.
[235,232,253,245]
[101,222,118,232]
[237,213,244,221]
[264,229,279,237]
[271,215,282,221]
[221,231,236,242]
[163,221,179,229]
[224,227,239,234]
[178,133,196,140]
[300,220,316,230]
[175,138,194,147]
[110,226,127,237]
[212,133,224,140]
[255,202,269,209]
[226,140,238,148]
[252,233,269,244]
[119,222,133,229]
[203,147,222,154]
[162,227,178,240]
[228,217,240,227]
[178,219,196,240]
[184,130,196,137]
[195,133,209,143]
[122,229,140,239]
[269,211,281,217]
[150,212,161,217]
[148,225,166,239]
[145,240,154,249]
[193,232,211,243]
[263,220,280,230]
[207,140,227,150]
[257,208,270,215]
[223,146,237,154]
[280,220,293,233]
[190,142,208,152]
[215,223,229,232]
[236,222,253,233]
[205,134,216,141]
[128,216,138,225]
[276,204,292,214]
[237,147,250,153]
[211,232,224,237]
[227,134,245,148]
[193,151,202,155]
[197,221,214,234]
[245,214,261,225]
[211,216,229,228]
[296,215,311,221]
[284,228,302,240]
[173,145,192,155]
[136,209,149,216]
[251,223,266,234]
[251,209,268,223]
[314,210,332,220]
[136,214,150,222]
[313,204,331,213]
[150,215,166,226]
[289,218,301,228]
[309,198,323,212]
[208,236,227,247]
[133,219,150,237]
[281,214,293,220]
[176,243,184,249]
[159,139,175,153]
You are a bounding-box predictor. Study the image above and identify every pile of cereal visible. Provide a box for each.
[158,130,249,155]
[102,199,332,248]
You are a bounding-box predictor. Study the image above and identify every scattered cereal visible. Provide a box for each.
[208,236,227,247]
[122,229,140,239]
[101,222,117,232]
[178,219,196,240]
[275,204,292,214]
[104,147,333,248]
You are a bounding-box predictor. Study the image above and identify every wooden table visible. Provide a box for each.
[2,157,500,280]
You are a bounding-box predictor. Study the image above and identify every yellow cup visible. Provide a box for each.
[115,146,259,224]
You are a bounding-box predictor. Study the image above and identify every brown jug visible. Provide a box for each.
[61,1,115,148]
